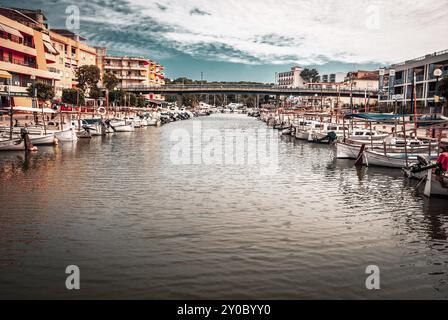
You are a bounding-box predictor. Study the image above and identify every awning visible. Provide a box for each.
[0,23,23,38]
[43,41,58,55]
[12,97,33,108]
[0,70,12,79]
[42,33,51,42]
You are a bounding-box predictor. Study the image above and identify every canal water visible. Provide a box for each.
[0,114,447,299]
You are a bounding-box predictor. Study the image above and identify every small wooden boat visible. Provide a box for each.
[363,149,438,168]
[113,124,135,132]
[55,128,79,142]
[0,138,25,151]
[29,133,56,145]
[423,170,448,197]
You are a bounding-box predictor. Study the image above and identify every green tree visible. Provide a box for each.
[136,96,146,108]
[89,85,103,99]
[300,68,320,83]
[75,65,101,92]
[27,82,55,101]
[109,90,125,105]
[62,88,85,106]
[103,72,120,91]
[128,93,137,106]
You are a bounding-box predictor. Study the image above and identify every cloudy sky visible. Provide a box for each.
[2,0,447,82]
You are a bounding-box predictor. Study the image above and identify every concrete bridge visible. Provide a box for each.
[115,84,378,107]
[117,84,377,97]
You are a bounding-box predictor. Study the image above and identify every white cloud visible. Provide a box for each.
[126,0,447,65]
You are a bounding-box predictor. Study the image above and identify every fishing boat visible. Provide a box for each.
[54,127,79,142]
[0,137,25,151]
[348,129,389,141]
[140,118,149,127]
[423,170,448,197]
[294,120,318,140]
[114,125,134,132]
[336,138,432,160]
[0,128,56,146]
[107,120,134,132]
[363,148,438,168]
[336,141,365,159]
[81,119,108,136]
[402,155,435,180]
[28,132,56,145]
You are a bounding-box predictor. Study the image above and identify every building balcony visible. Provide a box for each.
[117,75,147,80]
[0,60,61,81]
[0,38,37,57]
[105,64,147,71]
[0,84,28,94]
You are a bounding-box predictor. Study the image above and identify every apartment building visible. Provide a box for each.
[149,60,165,86]
[0,7,98,101]
[103,56,150,88]
[276,66,306,88]
[96,49,166,100]
[379,49,448,112]
[0,7,60,107]
[49,29,97,97]
[344,70,379,91]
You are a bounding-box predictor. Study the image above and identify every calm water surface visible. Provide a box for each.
[0,114,447,299]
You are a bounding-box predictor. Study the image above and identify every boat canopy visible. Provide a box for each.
[344,113,403,121]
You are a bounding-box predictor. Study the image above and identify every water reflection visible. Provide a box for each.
[0,114,447,299]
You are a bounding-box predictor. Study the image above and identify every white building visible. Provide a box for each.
[276,66,306,88]
[379,49,448,112]
[318,72,346,83]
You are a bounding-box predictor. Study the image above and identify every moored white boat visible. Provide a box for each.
[54,128,79,142]
[363,149,438,168]
[423,170,448,197]
[336,141,363,159]
[29,133,56,145]
[0,138,25,151]
[113,124,135,132]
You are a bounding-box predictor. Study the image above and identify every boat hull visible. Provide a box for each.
[295,130,311,140]
[114,125,135,132]
[0,139,25,151]
[336,142,363,159]
[55,129,79,142]
[30,133,56,145]
[364,150,429,168]
[424,170,448,197]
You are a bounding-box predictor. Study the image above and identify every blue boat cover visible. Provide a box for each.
[344,113,404,121]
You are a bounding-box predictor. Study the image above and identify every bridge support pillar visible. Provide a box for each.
[275,95,280,108]
[177,94,183,108]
